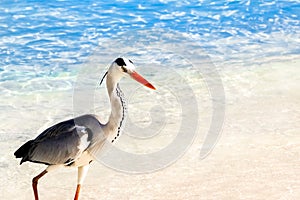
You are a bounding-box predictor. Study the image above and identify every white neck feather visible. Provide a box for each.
[105,72,127,143]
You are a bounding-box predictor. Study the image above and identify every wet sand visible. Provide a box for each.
[1,59,299,199]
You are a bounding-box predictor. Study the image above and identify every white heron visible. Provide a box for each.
[14,57,156,200]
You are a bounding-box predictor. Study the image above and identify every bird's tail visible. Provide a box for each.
[14,140,34,164]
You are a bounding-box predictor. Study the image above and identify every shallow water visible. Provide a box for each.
[1,59,299,199]
[1,0,300,199]
[1,0,299,85]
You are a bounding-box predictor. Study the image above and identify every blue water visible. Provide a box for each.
[0,0,299,84]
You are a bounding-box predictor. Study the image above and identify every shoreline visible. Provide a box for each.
[1,59,299,199]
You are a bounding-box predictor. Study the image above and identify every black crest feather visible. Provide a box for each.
[99,71,108,86]
[115,58,126,66]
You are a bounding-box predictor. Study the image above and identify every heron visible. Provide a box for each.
[14,57,156,200]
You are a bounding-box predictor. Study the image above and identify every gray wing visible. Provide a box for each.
[23,119,92,165]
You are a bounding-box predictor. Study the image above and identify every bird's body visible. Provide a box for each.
[15,115,102,167]
[14,57,155,200]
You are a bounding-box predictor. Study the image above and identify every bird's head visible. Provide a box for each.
[101,57,156,90]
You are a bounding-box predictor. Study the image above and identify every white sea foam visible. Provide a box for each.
[0,1,299,199]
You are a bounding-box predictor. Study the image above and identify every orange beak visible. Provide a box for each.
[130,71,156,90]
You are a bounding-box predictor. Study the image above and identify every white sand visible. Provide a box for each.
[1,59,299,199]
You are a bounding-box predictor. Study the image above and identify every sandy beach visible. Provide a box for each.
[1,0,299,199]
[1,58,299,200]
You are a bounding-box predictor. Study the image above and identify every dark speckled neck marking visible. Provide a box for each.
[111,84,126,143]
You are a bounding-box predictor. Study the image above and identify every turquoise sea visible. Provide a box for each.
[0,0,299,199]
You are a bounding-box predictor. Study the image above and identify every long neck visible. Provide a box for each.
[105,73,127,143]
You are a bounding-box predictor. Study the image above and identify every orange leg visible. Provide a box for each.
[74,165,90,200]
[32,170,48,200]
[74,184,81,200]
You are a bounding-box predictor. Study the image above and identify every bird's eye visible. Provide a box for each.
[129,59,133,64]
[121,66,128,73]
